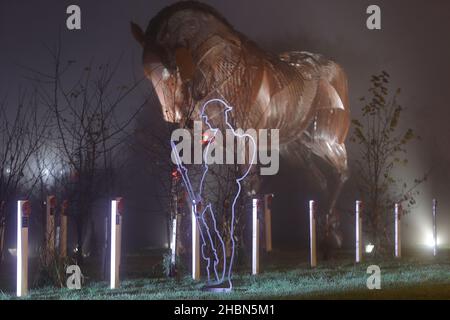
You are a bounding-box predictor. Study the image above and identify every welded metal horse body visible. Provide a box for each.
[132,1,350,217]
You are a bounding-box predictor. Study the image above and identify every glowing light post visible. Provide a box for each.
[355,200,363,263]
[394,203,401,258]
[60,200,68,258]
[192,203,200,280]
[309,200,317,268]
[110,197,124,289]
[252,198,260,275]
[17,200,31,297]
[46,196,56,264]
[171,217,177,268]
[170,169,181,274]
[264,194,273,253]
[432,199,437,257]
[170,141,200,281]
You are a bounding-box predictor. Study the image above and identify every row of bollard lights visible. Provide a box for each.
[15,195,439,296]
[15,197,124,297]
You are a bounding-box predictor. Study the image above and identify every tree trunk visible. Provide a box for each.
[101,215,108,280]
[82,215,95,257]
[0,219,5,264]
[76,216,84,266]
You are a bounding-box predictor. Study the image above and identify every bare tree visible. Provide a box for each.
[0,89,50,263]
[26,41,148,266]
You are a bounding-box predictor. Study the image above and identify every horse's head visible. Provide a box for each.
[131,1,234,125]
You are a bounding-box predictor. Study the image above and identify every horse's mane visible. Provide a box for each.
[145,1,234,42]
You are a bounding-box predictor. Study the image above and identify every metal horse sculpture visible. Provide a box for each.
[132,1,350,239]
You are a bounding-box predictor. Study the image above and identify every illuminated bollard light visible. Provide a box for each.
[60,200,68,258]
[17,200,31,297]
[171,217,177,268]
[432,199,437,257]
[355,201,363,263]
[252,198,260,275]
[170,170,180,274]
[264,194,273,253]
[46,195,56,264]
[110,197,124,289]
[309,200,317,268]
[394,203,401,258]
[192,203,200,280]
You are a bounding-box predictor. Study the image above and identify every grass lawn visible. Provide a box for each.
[1,249,449,300]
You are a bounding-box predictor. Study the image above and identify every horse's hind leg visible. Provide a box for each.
[280,139,329,192]
[309,74,350,215]
[312,141,349,256]
[325,143,349,215]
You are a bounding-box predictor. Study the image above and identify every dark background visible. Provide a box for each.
[1,0,449,251]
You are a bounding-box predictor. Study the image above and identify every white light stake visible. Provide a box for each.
[264,194,273,252]
[252,198,260,275]
[60,200,68,258]
[356,200,363,263]
[309,200,317,268]
[394,203,401,258]
[432,199,437,257]
[17,200,31,297]
[171,216,177,266]
[110,197,123,289]
[192,204,200,280]
[170,173,179,270]
[46,195,56,264]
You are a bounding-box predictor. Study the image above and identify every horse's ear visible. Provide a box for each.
[130,21,145,47]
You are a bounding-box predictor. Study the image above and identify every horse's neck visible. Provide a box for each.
[193,33,241,64]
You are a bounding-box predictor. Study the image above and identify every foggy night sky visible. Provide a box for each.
[1,0,450,248]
